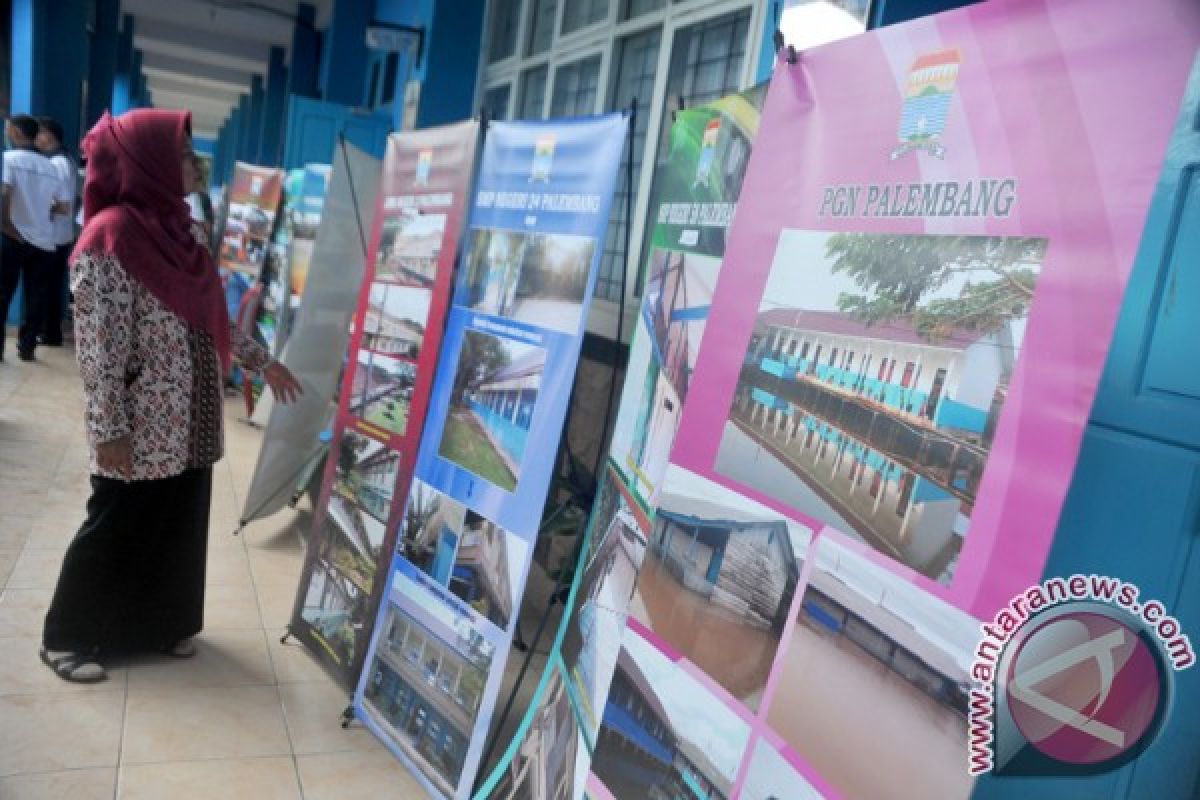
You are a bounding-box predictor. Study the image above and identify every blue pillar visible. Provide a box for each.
[38,0,89,147]
[87,0,120,128]
[289,3,320,98]
[10,0,48,114]
[319,0,369,105]
[235,94,251,162]
[246,76,264,164]
[129,49,144,109]
[259,47,287,165]
[415,0,485,129]
[111,15,135,115]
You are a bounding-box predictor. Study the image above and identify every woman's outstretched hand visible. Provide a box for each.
[263,361,303,405]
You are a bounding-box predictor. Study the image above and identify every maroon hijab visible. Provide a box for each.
[72,109,230,368]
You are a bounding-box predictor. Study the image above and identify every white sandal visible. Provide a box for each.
[40,648,107,683]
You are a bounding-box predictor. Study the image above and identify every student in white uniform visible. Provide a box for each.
[0,115,70,361]
[36,117,77,347]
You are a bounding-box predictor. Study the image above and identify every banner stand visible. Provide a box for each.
[234,137,374,537]
[475,99,638,786]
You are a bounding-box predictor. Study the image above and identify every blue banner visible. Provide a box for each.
[353,113,628,800]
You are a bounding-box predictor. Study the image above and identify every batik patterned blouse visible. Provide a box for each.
[72,250,270,481]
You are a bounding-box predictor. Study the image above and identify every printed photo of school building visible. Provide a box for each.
[461,345,543,479]
[335,433,400,523]
[300,559,368,668]
[378,216,443,287]
[493,668,579,800]
[767,536,978,800]
[449,514,514,631]
[719,307,1017,581]
[363,603,493,796]
[592,646,733,800]
[364,288,427,358]
[631,483,800,710]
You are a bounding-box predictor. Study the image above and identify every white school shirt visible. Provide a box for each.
[2,148,68,252]
[47,151,76,246]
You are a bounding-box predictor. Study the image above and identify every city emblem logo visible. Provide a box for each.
[892,47,962,160]
[693,118,721,187]
[415,149,434,187]
[531,134,556,183]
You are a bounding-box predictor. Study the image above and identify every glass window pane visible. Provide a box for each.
[561,0,609,35]
[527,0,558,55]
[622,0,664,19]
[549,54,601,118]
[596,27,661,302]
[517,66,548,119]
[488,0,521,63]
[483,84,511,120]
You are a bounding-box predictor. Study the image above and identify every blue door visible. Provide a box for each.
[973,52,1200,800]
[281,95,391,171]
[430,524,458,585]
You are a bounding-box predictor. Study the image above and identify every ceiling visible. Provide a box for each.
[121,0,334,138]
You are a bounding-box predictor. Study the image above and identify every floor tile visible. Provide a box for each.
[0,515,34,550]
[256,580,299,631]
[206,546,253,586]
[0,691,125,776]
[0,589,54,637]
[0,636,127,695]
[5,548,65,590]
[266,635,329,685]
[24,518,80,550]
[0,486,52,518]
[296,749,425,800]
[0,549,19,586]
[117,756,301,800]
[204,583,264,629]
[122,685,290,763]
[279,681,377,755]
[0,767,117,799]
[125,629,275,691]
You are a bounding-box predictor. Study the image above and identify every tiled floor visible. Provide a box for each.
[0,344,429,799]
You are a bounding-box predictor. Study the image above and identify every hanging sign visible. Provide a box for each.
[572,2,1200,799]
[287,120,480,689]
[353,113,628,800]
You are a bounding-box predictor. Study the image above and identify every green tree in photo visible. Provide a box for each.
[825,234,1044,340]
[451,332,512,405]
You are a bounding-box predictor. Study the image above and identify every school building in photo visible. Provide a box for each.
[650,504,798,632]
[593,646,731,800]
[341,444,399,522]
[494,672,579,800]
[449,516,513,630]
[363,304,424,358]
[364,604,492,796]
[467,348,543,469]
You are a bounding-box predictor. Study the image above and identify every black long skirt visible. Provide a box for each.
[42,467,213,654]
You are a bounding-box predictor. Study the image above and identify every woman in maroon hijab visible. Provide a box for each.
[40,109,301,682]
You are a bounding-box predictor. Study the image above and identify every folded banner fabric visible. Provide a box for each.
[484,0,1199,797]
[288,121,480,689]
[353,113,628,800]
[239,143,380,529]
